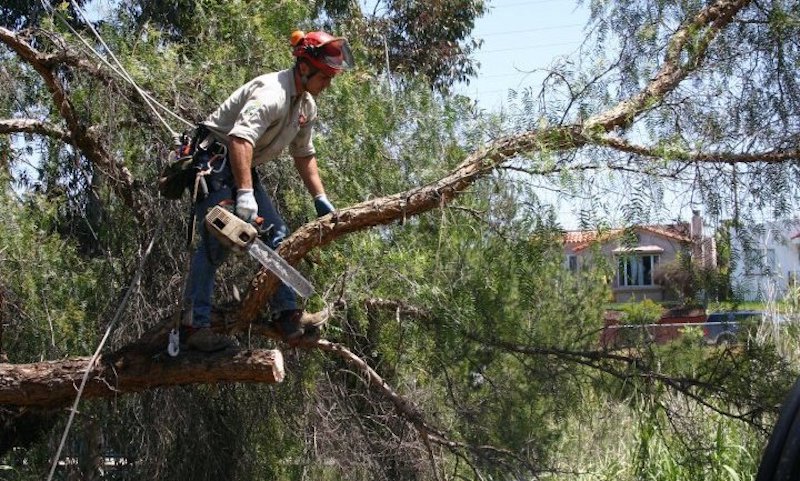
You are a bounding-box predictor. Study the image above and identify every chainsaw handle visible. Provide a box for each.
[216,199,269,234]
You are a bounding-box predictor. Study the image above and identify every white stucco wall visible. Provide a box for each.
[731,220,800,301]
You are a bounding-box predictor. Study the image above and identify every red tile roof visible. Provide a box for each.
[563,229,618,244]
[639,224,692,242]
[564,223,692,252]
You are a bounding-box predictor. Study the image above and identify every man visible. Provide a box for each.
[184,30,354,352]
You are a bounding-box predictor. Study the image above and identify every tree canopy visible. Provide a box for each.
[1,0,800,480]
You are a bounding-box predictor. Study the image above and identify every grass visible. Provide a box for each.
[605,300,769,313]
[548,389,763,481]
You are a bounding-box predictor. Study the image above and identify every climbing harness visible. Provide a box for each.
[165,128,229,357]
[158,127,227,201]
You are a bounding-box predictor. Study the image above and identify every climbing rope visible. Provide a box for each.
[40,0,193,137]
[45,229,160,481]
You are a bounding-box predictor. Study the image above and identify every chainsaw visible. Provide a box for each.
[166,205,315,357]
[204,205,315,298]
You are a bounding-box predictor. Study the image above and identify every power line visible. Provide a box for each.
[490,0,565,9]
[476,40,581,54]
[477,71,541,79]
[479,23,584,37]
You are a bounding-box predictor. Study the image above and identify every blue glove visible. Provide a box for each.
[314,194,335,217]
[236,189,258,222]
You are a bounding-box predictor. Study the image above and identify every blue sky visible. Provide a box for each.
[456,1,712,230]
[456,0,605,229]
[456,0,590,112]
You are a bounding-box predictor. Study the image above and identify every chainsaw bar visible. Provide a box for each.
[204,205,315,298]
[246,239,315,298]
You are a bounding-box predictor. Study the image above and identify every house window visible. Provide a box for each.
[618,255,659,286]
[568,255,578,273]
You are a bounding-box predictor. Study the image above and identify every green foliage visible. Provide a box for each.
[338,0,487,91]
[620,298,663,325]
[0,0,89,30]
[3,2,800,481]
[0,174,105,362]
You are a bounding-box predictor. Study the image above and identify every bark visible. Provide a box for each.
[0,347,284,408]
[583,0,750,131]
[0,118,70,142]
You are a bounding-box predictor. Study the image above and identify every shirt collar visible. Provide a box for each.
[283,67,299,99]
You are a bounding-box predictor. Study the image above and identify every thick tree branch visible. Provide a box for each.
[237,126,586,323]
[599,134,800,164]
[0,347,284,408]
[0,118,71,142]
[0,26,147,222]
[584,0,750,131]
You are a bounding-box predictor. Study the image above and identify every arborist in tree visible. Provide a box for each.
[183,30,354,352]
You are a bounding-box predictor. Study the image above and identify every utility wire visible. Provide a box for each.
[479,22,583,37]
[491,0,565,8]
[476,40,581,54]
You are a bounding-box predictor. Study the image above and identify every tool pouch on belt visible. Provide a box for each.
[158,126,207,200]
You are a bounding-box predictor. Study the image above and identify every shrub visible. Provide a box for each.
[621,298,664,325]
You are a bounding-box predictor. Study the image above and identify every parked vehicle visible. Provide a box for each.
[600,308,797,348]
[600,307,706,348]
[702,311,763,345]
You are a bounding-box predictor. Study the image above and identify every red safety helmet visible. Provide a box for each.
[291,30,354,77]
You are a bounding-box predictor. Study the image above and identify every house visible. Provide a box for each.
[730,220,800,301]
[564,211,717,302]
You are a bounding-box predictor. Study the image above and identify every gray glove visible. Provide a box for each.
[314,194,335,217]
[236,189,258,222]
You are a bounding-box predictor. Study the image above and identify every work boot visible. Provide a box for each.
[271,309,306,342]
[185,327,235,352]
[297,310,325,342]
[271,309,326,344]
